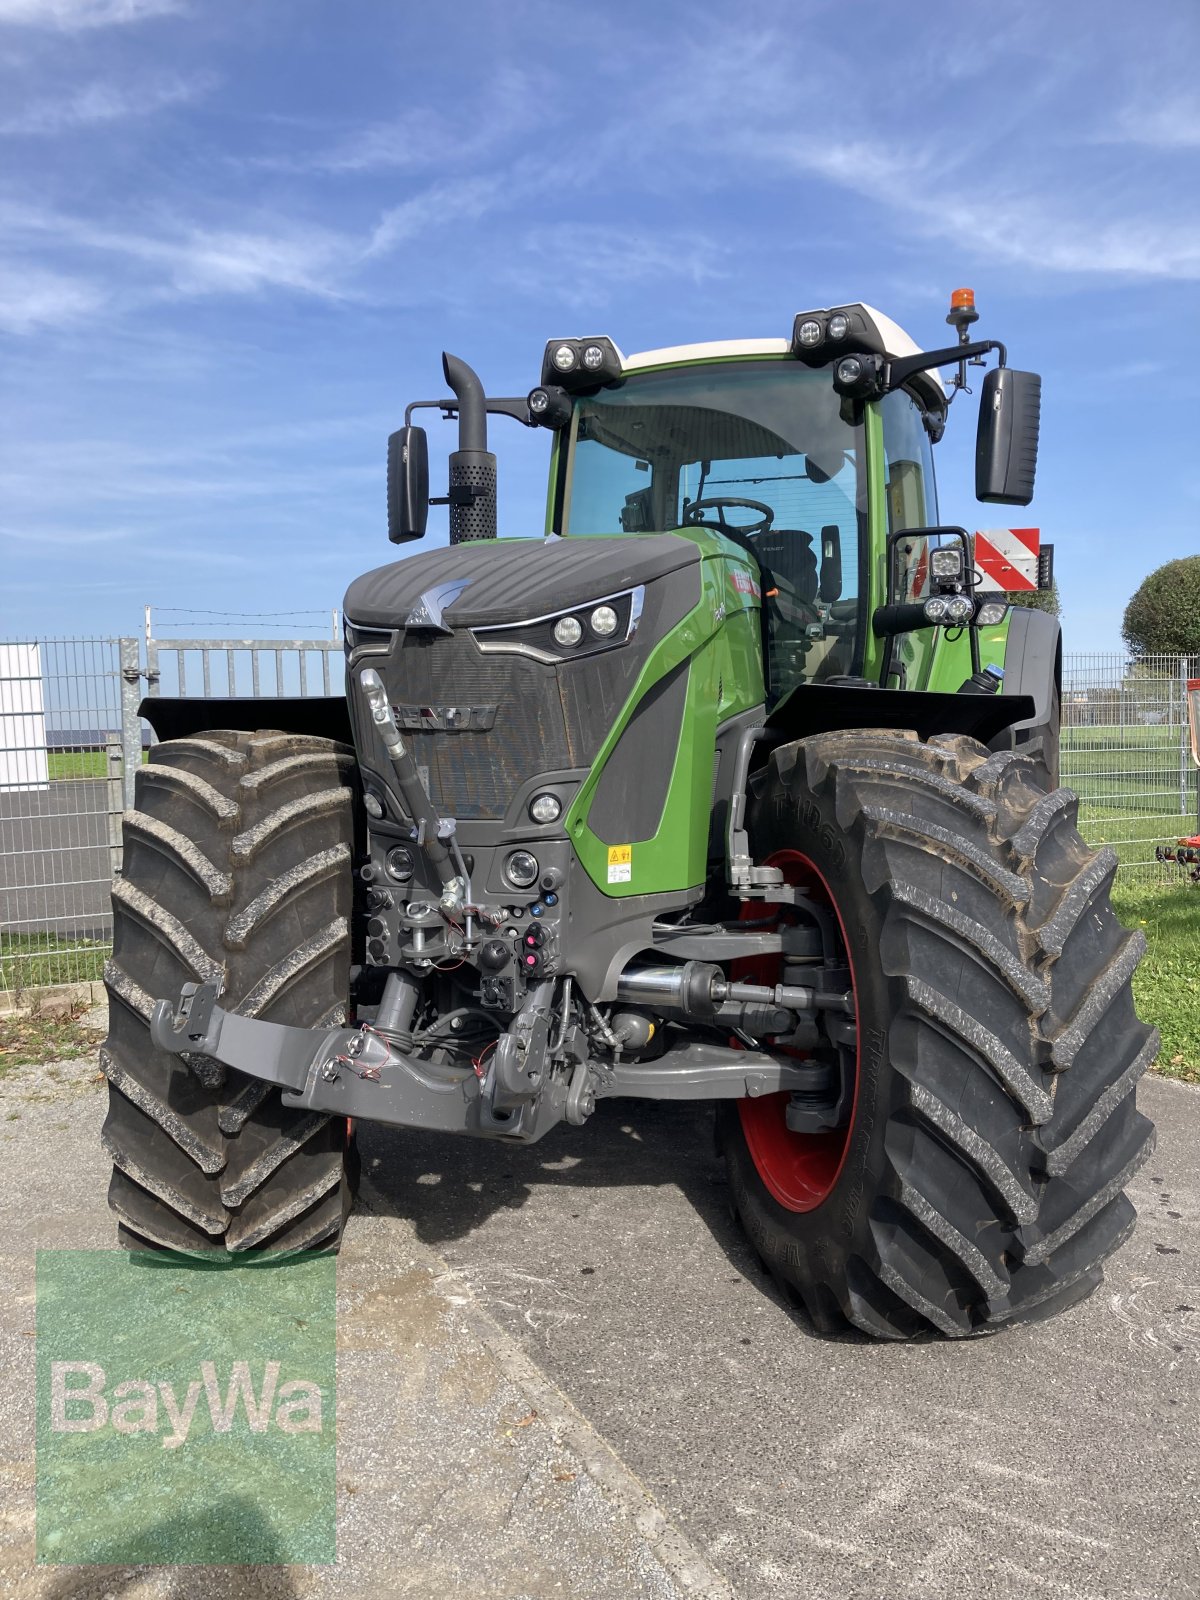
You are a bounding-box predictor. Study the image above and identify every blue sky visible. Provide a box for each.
[1,0,1196,650]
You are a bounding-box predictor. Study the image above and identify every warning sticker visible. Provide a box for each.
[607,844,632,884]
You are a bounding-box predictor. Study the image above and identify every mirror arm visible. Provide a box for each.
[886,339,1006,392]
[403,396,535,428]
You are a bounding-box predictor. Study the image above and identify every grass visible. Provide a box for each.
[1111,881,1200,1084]
[46,749,147,781]
[0,1003,100,1074]
[47,750,113,781]
[0,933,108,993]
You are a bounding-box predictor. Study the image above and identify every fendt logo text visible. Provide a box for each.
[50,1360,324,1449]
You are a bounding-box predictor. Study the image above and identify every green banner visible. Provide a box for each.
[36,1249,337,1565]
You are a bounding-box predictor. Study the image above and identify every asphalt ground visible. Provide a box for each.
[0,781,113,936]
[2,1028,1198,1599]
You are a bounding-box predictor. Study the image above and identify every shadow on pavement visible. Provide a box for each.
[356,1096,850,1340]
[37,1494,303,1599]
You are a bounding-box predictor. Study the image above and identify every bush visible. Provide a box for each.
[1123,557,1200,661]
[1006,581,1061,618]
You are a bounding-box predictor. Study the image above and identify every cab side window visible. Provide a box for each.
[881,389,939,600]
[881,390,937,533]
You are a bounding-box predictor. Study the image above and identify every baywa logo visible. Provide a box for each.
[50,1358,325,1449]
[37,1251,337,1566]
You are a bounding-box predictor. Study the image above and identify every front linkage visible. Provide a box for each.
[152,958,849,1144]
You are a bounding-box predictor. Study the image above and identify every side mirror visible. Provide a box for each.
[817,524,842,603]
[976,368,1040,506]
[387,425,429,543]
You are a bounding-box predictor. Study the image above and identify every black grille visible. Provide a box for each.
[380,632,570,820]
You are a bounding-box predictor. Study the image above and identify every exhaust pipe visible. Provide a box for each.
[442,352,497,544]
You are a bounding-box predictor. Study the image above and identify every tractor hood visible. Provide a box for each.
[343,533,700,629]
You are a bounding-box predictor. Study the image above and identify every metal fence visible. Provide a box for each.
[0,638,127,994]
[1,636,1196,999]
[1,633,341,997]
[1062,654,1199,881]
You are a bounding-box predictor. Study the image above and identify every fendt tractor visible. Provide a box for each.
[102,290,1157,1340]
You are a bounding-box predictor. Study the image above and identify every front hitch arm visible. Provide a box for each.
[149,981,485,1134]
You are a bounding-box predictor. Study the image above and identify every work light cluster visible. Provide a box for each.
[552,605,619,648]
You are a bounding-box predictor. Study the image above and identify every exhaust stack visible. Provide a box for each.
[442,352,497,544]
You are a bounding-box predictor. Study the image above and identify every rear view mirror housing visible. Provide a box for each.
[387,425,429,542]
[976,368,1040,506]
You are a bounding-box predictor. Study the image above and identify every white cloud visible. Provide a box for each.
[0,0,182,28]
[0,200,356,301]
[0,71,210,134]
[0,262,104,331]
[1110,97,1200,150]
[258,66,536,176]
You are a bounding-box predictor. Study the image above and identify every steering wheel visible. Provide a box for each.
[682,497,774,539]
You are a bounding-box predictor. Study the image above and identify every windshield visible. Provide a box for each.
[561,361,866,695]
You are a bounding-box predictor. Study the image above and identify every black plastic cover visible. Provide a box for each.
[344,533,700,629]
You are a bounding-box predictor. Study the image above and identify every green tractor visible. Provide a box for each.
[104,291,1156,1339]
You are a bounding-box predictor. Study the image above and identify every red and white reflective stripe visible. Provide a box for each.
[975,527,1039,591]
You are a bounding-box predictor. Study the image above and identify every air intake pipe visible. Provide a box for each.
[442,352,497,544]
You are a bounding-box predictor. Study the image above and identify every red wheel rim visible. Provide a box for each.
[735,849,859,1212]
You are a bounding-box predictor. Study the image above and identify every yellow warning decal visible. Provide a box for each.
[607,844,632,884]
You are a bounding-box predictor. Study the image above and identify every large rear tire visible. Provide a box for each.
[719,729,1156,1339]
[101,730,359,1254]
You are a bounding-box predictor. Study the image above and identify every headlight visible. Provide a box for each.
[944,595,975,625]
[529,793,562,824]
[923,595,950,623]
[582,344,605,370]
[553,615,584,647]
[504,850,540,889]
[835,355,862,384]
[552,344,577,372]
[976,599,1008,626]
[590,604,619,636]
[386,846,414,882]
[827,313,850,340]
[796,318,822,348]
[930,547,964,579]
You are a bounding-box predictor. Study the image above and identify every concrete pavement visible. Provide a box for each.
[2,1033,1197,1599]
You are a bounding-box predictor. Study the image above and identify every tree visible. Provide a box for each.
[1122,556,1200,662]
[1006,581,1061,618]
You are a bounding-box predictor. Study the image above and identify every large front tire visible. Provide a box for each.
[101,730,359,1254]
[719,729,1156,1339]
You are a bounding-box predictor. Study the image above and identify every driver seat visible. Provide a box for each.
[747,528,819,606]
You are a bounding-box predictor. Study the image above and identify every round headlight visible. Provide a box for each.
[529,793,562,824]
[505,850,540,889]
[797,319,822,348]
[944,595,975,626]
[590,604,619,637]
[923,595,949,623]
[976,599,1008,626]
[827,313,850,340]
[835,355,863,385]
[582,344,605,370]
[528,387,550,414]
[386,845,414,882]
[553,615,584,647]
[552,344,577,372]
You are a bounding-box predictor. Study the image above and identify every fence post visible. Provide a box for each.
[105,735,123,879]
[119,637,142,812]
[1181,656,1190,819]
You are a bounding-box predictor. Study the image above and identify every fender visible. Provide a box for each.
[765,682,1036,747]
[987,608,1062,783]
[139,696,353,745]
